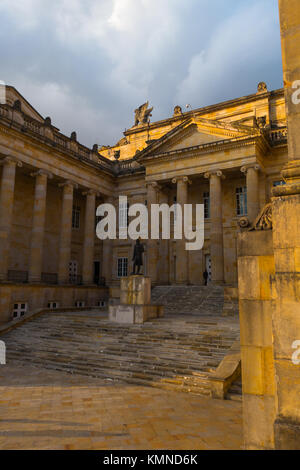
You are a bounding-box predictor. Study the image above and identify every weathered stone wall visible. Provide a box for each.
[0,284,108,325]
[237,230,276,449]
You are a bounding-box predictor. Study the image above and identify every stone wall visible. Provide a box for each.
[237,230,276,449]
[0,284,108,324]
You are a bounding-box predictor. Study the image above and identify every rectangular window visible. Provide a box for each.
[203,192,210,219]
[236,186,247,216]
[72,206,80,229]
[75,301,85,308]
[12,303,28,320]
[119,201,129,229]
[48,302,59,309]
[69,260,78,283]
[117,257,128,278]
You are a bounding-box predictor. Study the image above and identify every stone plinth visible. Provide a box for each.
[109,275,163,324]
[120,275,151,305]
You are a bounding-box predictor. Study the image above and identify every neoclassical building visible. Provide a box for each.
[0,83,287,323]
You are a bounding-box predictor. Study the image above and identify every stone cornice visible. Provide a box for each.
[124,88,284,137]
[140,135,259,165]
[0,104,115,177]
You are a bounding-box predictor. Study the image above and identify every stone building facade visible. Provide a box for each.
[0,83,288,323]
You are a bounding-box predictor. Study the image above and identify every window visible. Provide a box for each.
[12,303,28,320]
[72,205,80,229]
[236,186,247,217]
[273,180,286,187]
[69,260,78,283]
[119,201,129,229]
[75,301,85,308]
[48,302,59,309]
[117,257,128,278]
[96,300,106,308]
[203,192,210,219]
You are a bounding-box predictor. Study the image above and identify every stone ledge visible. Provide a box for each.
[209,341,241,399]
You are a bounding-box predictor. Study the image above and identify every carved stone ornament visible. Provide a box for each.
[249,203,272,231]
[173,105,182,116]
[239,217,250,229]
[256,116,267,129]
[257,82,268,94]
[114,150,121,160]
[134,102,153,126]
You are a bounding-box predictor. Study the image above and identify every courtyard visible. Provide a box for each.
[0,309,242,450]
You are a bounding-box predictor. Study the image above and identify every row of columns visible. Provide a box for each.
[0,155,261,286]
[146,164,261,285]
[0,156,100,285]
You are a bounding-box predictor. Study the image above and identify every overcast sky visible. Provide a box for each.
[0,0,283,147]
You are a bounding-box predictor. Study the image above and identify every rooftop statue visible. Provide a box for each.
[134,102,153,126]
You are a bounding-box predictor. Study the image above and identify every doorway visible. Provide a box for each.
[94,261,100,285]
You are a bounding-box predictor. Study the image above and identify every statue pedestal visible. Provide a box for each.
[109,275,163,324]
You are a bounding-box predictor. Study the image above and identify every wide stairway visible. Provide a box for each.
[151,285,225,316]
[2,287,240,397]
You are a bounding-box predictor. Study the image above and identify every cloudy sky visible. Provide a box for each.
[0,0,283,147]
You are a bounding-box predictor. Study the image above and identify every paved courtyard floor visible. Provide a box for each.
[0,363,243,450]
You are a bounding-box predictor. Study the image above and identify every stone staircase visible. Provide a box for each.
[2,304,240,397]
[151,285,225,316]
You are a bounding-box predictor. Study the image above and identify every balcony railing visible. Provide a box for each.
[69,275,83,285]
[7,270,28,283]
[41,272,58,284]
[269,128,287,145]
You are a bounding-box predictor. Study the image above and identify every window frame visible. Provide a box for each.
[72,205,81,229]
[12,302,28,320]
[203,191,210,219]
[236,186,248,217]
[117,257,128,278]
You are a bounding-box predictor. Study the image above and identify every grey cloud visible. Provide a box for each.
[0,0,283,147]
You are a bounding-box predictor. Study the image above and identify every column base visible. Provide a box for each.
[274,417,300,450]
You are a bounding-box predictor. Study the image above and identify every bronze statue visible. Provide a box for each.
[131,239,144,275]
[134,102,153,126]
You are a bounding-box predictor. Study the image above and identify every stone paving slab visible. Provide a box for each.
[0,364,243,450]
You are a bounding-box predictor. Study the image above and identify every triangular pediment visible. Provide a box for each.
[156,118,257,154]
[136,117,258,161]
[5,86,45,122]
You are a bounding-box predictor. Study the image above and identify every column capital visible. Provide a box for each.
[204,170,225,180]
[58,179,78,189]
[241,164,261,174]
[146,181,162,192]
[30,169,53,179]
[172,176,192,185]
[0,156,23,168]
[82,189,100,197]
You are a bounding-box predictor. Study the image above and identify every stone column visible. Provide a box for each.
[241,164,261,223]
[29,170,52,283]
[172,176,191,285]
[270,1,300,449]
[158,189,169,284]
[58,180,77,284]
[0,156,22,281]
[204,171,225,284]
[102,197,114,286]
[82,190,97,285]
[146,182,159,283]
